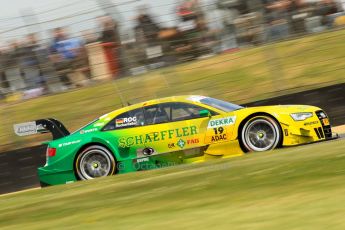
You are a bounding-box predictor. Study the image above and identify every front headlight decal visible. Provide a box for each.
[290,112,313,121]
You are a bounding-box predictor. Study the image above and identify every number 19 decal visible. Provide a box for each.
[211,126,227,142]
[213,127,224,135]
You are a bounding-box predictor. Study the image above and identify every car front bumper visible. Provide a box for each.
[281,110,336,146]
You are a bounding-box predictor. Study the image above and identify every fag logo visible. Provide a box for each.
[177,139,186,149]
[187,139,199,144]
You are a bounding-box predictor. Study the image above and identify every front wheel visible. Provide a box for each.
[241,116,281,152]
[75,145,116,180]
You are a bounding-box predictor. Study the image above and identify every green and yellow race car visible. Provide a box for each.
[14,95,336,186]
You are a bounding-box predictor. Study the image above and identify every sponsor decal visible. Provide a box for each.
[119,126,198,148]
[304,121,319,126]
[168,143,176,148]
[322,118,330,126]
[116,117,137,128]
[208,116,236,128]
[58,140,81,148]
[168,138,199,148]
[14,122,37,136]
[187,138,199,145]
[80,128,98,134]
[211,134,227,142]
[177,139,186,149]
[210,126,228,142]
[94,122,105,127]
[136,157,149,163]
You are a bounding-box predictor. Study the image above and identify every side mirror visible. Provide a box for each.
[199,110,212,118]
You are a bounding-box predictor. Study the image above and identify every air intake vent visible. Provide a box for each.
[315,111,332,139]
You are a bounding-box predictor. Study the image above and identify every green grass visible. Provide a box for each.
[1,29,345,151]
[1,139,345,229]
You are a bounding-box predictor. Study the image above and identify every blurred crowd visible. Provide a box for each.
[1,0,345,100]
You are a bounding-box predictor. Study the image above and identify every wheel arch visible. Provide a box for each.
[237,112,283,152]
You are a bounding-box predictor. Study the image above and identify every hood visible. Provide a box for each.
[240,104,322,115]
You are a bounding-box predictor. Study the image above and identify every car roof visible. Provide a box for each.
[98,95,207,121]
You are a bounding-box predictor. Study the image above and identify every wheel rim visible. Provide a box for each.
[79,149,112,180]
[243,118,279,152]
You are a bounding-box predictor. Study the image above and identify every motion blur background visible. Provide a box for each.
[1,0,345,151]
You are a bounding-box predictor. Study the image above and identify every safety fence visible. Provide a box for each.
[1,0,345,101]
[1,1,345,153]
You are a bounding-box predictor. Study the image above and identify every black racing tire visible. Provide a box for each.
[240,116,281,152]
[75,145,116,180]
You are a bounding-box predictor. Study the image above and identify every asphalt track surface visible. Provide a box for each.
[0,134,344,196]
[0,145,46,195]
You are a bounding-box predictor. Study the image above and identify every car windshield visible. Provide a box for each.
[199,97,243,112]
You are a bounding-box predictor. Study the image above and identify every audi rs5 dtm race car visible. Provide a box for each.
[14,96,337,186]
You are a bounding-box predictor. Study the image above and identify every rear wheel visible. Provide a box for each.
[241,116,281,152]
[75,145,116,180]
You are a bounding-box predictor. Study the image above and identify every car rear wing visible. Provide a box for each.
[14,118,70,140]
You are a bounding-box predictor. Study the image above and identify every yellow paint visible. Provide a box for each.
[100,96,330,156]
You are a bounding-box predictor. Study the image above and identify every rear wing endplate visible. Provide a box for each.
[14,118,70,140]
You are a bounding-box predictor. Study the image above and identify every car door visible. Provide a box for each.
[203,111,238,156]
[204,112,237,145]
[142,102,218,160]
[102,108,153,168]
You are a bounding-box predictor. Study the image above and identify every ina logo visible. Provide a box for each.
[177,139,185,149]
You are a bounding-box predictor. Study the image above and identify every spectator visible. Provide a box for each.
[98,15,121,45]
[98,15,127,77]
[264,0,292,41]
[0,48,9,97]
[230,0,265,46]
[19,34,47,91]
[4,41,26,92]
[135,7,165,65]
[174,0,212,59]
[178,0,205,22]
[340,0,345,10]
[135,7,160,46]
[315,0,341,26]
[49,27,83,88]
[216,0,241,51]
[288,0,310,34]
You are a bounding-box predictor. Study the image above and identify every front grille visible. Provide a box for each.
[315,110,332,139]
